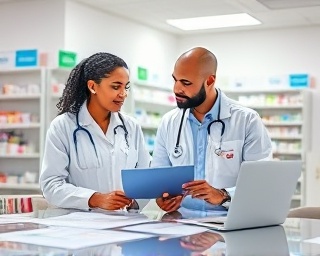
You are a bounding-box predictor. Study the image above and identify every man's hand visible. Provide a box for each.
[88,191,132,210]
[180,232,224,252]
[182,180,225,205]
[156,193,183,212]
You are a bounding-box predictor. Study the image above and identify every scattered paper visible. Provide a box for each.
[121,222,209,235]
[304,237,320,244]
[0,226,153,250]
[33,211,153,229]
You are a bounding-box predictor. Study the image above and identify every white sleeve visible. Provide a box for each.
[243,112,273,161]
[150,118,172,167]
[39,123,96,210]
[135,124,151,168]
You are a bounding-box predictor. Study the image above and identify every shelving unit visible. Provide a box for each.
[305,91,320,206]
[0,68,46,194]
[125,81,176,152]
[46,68,71,127]
[223,88,312,208]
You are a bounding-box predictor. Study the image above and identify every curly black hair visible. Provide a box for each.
[57,52,128,115]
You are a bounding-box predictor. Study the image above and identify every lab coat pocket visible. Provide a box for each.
[169,142,193,166]
[206,140,242,188]
[75,133,100,170]
[125,148,138,168]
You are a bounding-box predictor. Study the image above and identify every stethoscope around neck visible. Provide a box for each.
[73,111,129,157]
[172,89,225,158]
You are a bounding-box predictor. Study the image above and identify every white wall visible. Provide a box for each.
[178,26,320,88]
[0,0,65,57]
[65,0,179,86]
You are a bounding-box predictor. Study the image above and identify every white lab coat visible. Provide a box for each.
[151,91,272,189]
[40,103,151,210]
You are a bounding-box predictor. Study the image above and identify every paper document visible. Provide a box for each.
[33,212,152,229]
[121,222,208,235]
[304,237,320,244]
[122,165,194,199]
[33,211,153,229]
[0,226,153,250]
[0,214,35,224]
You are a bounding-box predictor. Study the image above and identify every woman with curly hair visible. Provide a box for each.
[40,52,150,211]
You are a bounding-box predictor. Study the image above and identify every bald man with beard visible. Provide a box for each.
[149,47,272,215]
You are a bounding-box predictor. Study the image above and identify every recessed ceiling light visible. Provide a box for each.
[166,13,261,31]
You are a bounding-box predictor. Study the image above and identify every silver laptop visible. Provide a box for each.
[177,160,302,231]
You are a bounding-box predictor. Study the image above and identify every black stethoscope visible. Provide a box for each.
[73,112,129,156]
[173,89,225,158]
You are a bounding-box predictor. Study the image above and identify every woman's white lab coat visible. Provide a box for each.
[40,103,151,210]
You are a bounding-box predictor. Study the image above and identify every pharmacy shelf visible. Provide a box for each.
[273,151,301,156]
[140,124,159,130]
[0,153,40,159]
[0,123,41,129]
[0,68,46,195]
[134,98,175,109]
[0,94,41,100]
[224,88,312,208]
[223,88,304,94]
[52,93,62,99]
[269,135,302,140]
[244,105,303,110]
[127,82,176,153]
[263,121,303,126]
[46,68,71,128]
[133,81,172,92]
[0,183,40,190]
[0,67,42,72]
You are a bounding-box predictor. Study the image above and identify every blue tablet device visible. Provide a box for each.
[121,165,194,199]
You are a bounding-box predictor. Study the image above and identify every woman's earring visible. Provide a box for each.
[90,90,96,94]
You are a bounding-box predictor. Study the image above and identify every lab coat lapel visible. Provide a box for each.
[105,112,128,152]
[219,91,232,120]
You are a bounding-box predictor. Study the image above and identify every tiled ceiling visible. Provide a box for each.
[72,0,320,34]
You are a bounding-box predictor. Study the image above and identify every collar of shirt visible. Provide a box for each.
[188,90,221,124]
[78,101,122,127]
[77,101,124,145]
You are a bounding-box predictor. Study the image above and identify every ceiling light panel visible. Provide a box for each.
[167,13,261,31]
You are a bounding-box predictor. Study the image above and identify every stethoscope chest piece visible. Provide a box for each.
[173,145,183,158]
[214,148,222,156]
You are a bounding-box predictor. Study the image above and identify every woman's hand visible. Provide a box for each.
[182,180,224,205]
[156,192,183,212]
[88,191,132,210]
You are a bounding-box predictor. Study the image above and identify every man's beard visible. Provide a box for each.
[176,83,206,109]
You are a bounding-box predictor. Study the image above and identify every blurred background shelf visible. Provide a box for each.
[224,88,312,208]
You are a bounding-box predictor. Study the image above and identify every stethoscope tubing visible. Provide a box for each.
[73,111,129,157]
[173,89,225,158]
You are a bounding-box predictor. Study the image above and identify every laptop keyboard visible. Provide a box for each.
[192,216,227,224]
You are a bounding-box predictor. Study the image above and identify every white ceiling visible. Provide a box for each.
[72,0,320,35]
[1,0,320,35]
